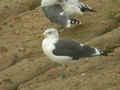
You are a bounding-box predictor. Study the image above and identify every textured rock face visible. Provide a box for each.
[0,0,42,24]
[0,0,120,90]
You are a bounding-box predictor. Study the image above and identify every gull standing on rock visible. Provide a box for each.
[42,28,107,64]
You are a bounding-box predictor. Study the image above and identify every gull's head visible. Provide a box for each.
[43,28,59,38]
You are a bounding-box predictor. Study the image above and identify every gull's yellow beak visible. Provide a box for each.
[36,33,44,38]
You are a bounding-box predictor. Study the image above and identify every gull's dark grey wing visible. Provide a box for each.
[42,4,68,27]
[53,39,98,60]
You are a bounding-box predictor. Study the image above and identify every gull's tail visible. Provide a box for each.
[93,48,108,56]
[99,50,108,56]
[70,18,81,24]
[66,18,80,28]
[80,3,96,12]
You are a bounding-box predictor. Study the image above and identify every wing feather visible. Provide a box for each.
[53,39,96,59]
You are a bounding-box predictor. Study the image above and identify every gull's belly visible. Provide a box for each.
[42,39,72,64]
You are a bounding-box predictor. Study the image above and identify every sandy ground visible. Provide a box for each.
[0,0,120,90]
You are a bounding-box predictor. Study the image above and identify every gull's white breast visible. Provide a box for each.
[42,38,72,63]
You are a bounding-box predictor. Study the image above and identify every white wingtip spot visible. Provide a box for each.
[94,48,101,56]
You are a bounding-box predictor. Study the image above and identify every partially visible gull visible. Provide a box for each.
[42,28,107,64]
[41,0,95,28]
[41,4,80,28]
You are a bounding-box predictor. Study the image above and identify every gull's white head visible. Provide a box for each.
[43,28,59,38]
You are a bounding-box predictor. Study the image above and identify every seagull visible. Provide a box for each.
[41,4,80,28]
[42,28,107,65]
[41,0,96,28]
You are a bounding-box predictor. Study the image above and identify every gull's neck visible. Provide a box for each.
[45,34,59,41]
[42,35,59,48]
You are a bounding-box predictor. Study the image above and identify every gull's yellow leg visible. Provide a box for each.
[61,64,70,79]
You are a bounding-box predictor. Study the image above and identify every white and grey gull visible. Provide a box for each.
[42,28,107,64]
[41,0,96,28]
